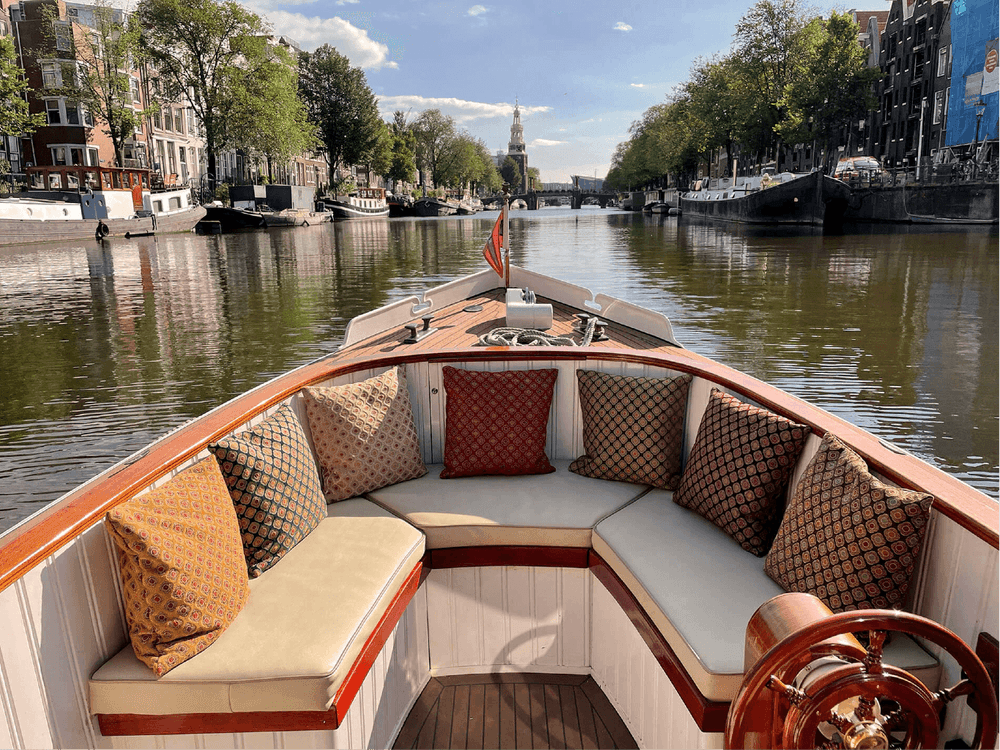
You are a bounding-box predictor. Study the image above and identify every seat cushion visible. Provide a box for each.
[594,491,940,703]
[90,499,425,715]
[367,460,647,549]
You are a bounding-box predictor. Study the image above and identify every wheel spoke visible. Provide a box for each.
[863,630,887,675]
[933,678,975,711]
[765,674,807,705]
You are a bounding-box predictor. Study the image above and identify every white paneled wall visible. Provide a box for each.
[424,567,591,675]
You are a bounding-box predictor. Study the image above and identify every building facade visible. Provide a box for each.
[505,101,528,191]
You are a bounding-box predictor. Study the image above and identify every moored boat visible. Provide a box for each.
[321,187,390,220]
[0,165,205,245]
[680,170,851,226]
[413,196,458,217]
[387,193,415,217]
[260,207,325,227]
[0,196,995,750]
[202,204,266,230]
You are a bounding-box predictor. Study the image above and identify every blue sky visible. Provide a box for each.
[242,0,859,183]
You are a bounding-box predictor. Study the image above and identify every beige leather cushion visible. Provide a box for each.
[594,491,940,702]
[90,499,425,715]
[367,460,647,549]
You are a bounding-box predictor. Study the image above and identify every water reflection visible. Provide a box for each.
[0,211,995,530]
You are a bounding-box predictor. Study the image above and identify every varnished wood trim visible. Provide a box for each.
[96,560,423,736]
[589,550,730,733]
[3,344,995,595]
[428,546,591,569]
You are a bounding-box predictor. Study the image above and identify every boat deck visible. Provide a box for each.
[393,673,638,750]
[342,288,676,359]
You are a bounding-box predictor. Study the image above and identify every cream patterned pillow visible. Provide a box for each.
[303,366,427,501]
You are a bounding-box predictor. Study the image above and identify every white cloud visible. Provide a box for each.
[264,10,396,67]
[630,83,645,88]
[529,138,567,147]
[377,95,549,122]
[467,4,487,15]
[613,22,632,31]
[336,0,360,4]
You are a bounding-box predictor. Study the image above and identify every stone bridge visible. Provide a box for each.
[484,189,618,210]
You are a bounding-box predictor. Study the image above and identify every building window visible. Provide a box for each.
[45,99,62,125]
[65,101,80,125]
[54,22,72,52]
[51,145,67,166]
[173,108,183,134]
[129,77,140,104]
[933,90,945,124]
[88,148,99,166]
[163,107,172,132]
[938,46,949,76]
[41,62,61,88]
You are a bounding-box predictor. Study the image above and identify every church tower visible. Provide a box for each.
[506,100,529,191]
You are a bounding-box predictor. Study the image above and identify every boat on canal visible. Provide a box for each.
[202,204,266,230]
[0,165,205,245]
[0,199,995,750]
[320,187,390,220]
[680,170,851,226]
[414,196,459,217]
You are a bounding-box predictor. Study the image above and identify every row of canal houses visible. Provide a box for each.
[0,0,328,191]
[707,0,999,179]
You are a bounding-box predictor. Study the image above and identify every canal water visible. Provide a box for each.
[0,208,996,532]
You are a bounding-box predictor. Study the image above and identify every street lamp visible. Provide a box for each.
[972,97,987,180]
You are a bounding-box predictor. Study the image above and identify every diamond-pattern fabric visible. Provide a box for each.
[105,457,250,677]
[570,369,692,488]
[303,366,427,501]
[210,404,326,577]
[674,388,808,556]
[765,433,933,611]
[441,367,558,478]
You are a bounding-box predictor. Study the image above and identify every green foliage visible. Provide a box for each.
[0,37,44,139]
[331,176,357,195]
[135,0,273,178]
[232,44,316,178]
[386,111,417,185]
[214,182,230,202]
[411,109,455,186]
[526,167,541,190]
[500,156,521,192]
[298,44,383,176]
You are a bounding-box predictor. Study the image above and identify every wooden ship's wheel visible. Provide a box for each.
[726,593,998,749]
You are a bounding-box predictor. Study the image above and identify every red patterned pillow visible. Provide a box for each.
[765,433,933,611]
[674,388,808,556]
[570,370,692,489]
[441,367,558,478]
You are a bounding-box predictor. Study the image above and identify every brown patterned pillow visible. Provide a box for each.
[210,404,327,578]
[765,433,933,611]
[105,457,250,676]
[674,388,809,556]
[570,370,692,488]
[303,366,427,501]
[441,367,558,478]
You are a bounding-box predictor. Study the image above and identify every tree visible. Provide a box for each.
[411,109,457,187]
[298,44,383,179]
[135,0,273,181]
[526,167,541,191]
[0,37,44,143]
[500,156,521,192]
[775,12,879,169]
[39,0,154,167]
[386,110,417,186]
[232,45,316,182]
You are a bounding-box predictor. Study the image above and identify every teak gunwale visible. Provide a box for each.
[0,329,994,598]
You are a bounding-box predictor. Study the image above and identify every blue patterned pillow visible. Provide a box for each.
[209,405,326,577]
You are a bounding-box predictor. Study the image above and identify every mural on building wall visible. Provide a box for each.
[946,0,999,146]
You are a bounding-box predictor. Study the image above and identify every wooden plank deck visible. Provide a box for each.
[393,673,638,750]
[341,289,675,359]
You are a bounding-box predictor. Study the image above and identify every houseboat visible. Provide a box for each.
[321,187,390,220]
[680,171,851,226]
[414,196,459,217]
[0,200,995,750]
[0,165,205,245]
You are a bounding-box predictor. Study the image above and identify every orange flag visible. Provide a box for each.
[483,211,504,278]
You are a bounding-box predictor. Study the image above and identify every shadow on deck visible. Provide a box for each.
[393,673,638,749]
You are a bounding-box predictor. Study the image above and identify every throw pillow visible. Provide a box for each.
[303,366,427,501]
[210,404,326,577]
[569,369,692,489]
[674,388,809,556]
[105,456,250,677]
[764,432,933,612]
[441,366,558,478]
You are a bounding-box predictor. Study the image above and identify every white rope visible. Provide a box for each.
[478,316,597,347]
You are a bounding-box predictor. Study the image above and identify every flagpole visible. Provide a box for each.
[502,185,510,288]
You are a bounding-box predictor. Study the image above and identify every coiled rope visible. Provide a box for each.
[478,315,597,347]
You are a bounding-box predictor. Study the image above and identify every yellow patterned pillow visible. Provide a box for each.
[303,366,427,501]
[105,456,250,677]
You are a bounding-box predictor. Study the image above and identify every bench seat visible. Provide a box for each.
[593,490,942,703]
[90,499,424,716]
[366,460,648,549]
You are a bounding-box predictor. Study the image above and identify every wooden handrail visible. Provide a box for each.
[0,345,995,595]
